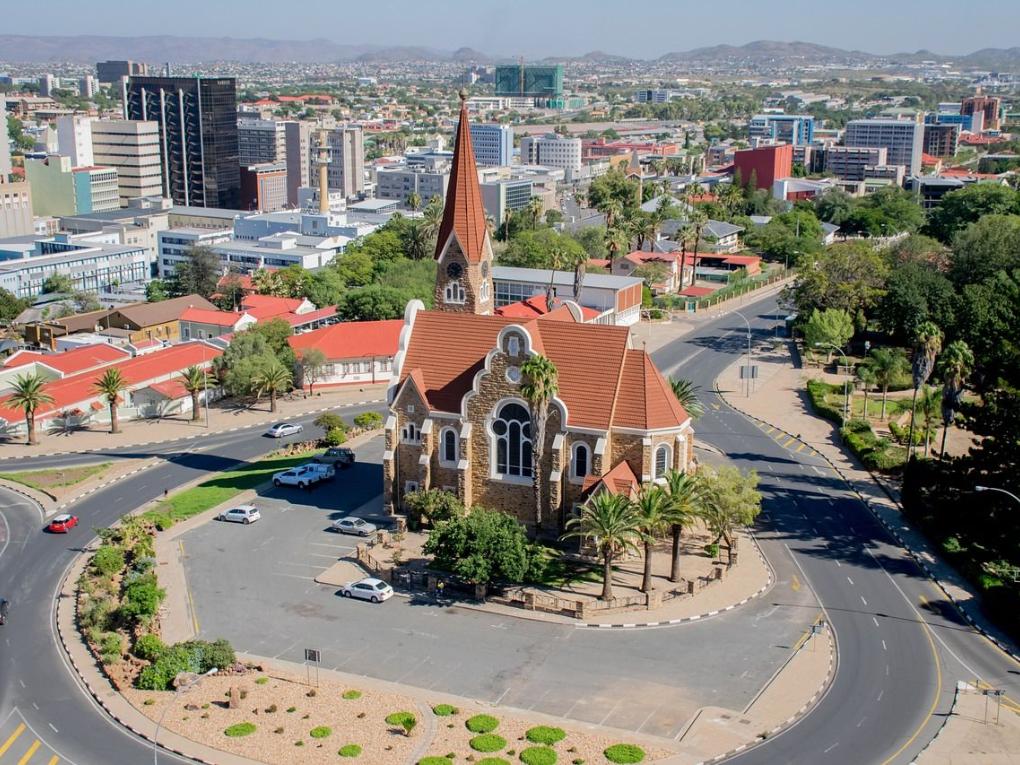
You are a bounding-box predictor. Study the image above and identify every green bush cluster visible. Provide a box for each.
[470,733,507,752]
[133,633,166,662]
[342,689,361,700]
[385,711,416,727]
[224,722,256,738]
[353,411,384,430]
[309,726,332,739]
[465,714,499,733]
[432,704,458,716]
[119,575,165,620]
[417,758,453,765]
[338,744,362,757]
[806,379,845,425]
[840,422,907,473]
[519,747,557,765]
[135,639,235,690]
[477,759,511,765]
[92,545,125,577]
[525,727,566,745]
[603,744,645,763]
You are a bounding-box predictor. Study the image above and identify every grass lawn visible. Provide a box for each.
[534,550,605,589]
[143,450,316,527]
[0,462,112,491]
[827,392,913,421]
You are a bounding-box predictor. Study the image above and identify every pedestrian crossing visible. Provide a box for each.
[0,713,64,765]
[752,419,822,459]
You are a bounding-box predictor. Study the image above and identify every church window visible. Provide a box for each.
[492,402,532,478]
[441,427,458,464]
[654,444,671,479]
[571,442,590,481]
[444,281,466,304]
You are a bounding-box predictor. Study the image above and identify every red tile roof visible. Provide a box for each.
[398,311,688,431]
[282,306,338,327]
[146,379,189,399]
[495,296,600,322]
[581,460,640,498]
[240,294,308,321]
[3,344,129,375]
[288,320,402,361]
[679,285,716,297]
[624,250,680,265]
[435,96,488,264]
[180,307,248,326]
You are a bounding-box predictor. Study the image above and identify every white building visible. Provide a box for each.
[376,166,450,208]
[237,118,287,166]
[57,115,95,167]
[519,134,582,173]
[468,123,514,166]
[844,119,923,178]
[0,182,33,237]
[157,228,341,277]
[79,75,97,99]
[90,120,164,204]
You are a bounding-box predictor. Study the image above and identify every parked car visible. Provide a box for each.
[47,513,79,533]
[272,464,326,489]
[314,447,355,468]
[266,422,303,438]
[217,505,261,524]
[307,462,335,482]
[338,577,394,603]
[330,516,377,536]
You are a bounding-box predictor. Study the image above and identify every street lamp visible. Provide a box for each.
[815,342,851,419]
[154,667,217,764]
[975,486,1020,507]
[732,309,753,398]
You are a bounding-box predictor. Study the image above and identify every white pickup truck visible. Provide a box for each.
[272,463,335,489]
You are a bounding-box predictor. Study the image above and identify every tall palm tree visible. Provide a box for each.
[677,222,698,291]
[866,347,907,420]
[686,208,709,285]
[631,213,656,252]
[566,243,588,302]
[662,470,703,582]
[406,191,422,214]
[404,222,428,260]
[856,364,877,419]
[604,224,628,271]
[937,340,974,459]
[180,365,212,422]
[252,268,281,296]
[421,197,444,242]
[917,384,941,458]
[94,368,126,434]
[527,196,544,230]
[561,492,642,601]
[907,322,943,458]
[632,484,670,593]
[520,354,559,530]
[8,373,53,445]
[669,378,705,419]
[252,360,293,413]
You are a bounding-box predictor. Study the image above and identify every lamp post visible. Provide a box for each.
[975,485,1020,507]
[154,667,217,765]
[815,342,851,420]
[732,309,753,397]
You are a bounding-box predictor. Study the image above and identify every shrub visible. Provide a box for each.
[183,638,236,672]
[385,711,416,727]
[274,726,284,734]
[314,412,347,432]
[525,727,565,745]
[255,676,269,685]
[424,510,544,583]
[471,734,507,752]
[79,595,115,632]
[806,379,844,425]
[324,427,347,447]
[265,704,277,714]
[309,726,332,739]
[417,759,453,765]
[519,747,557,765]
[477,760,511,765]
[338,744,362,758]
[120,578,165,620]
[136,644,198,690]
[433,704,458,716]
[286,707,297,713]
[353,412,384,430]
[603,744,645,764]
[342,690,362,700]
[704,543,720,559]
[224,722,256,738]
[466,714,500,733]
[92,546,125,577]
[98,632,123,664]
[133,633,166,662]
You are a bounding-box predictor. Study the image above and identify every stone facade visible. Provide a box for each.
[433,236,495,316]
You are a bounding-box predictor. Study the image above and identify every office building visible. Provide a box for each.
[468,123,514,166]
[519,134,582,172]
[237,118,287,166]
[0,182,34,237]
[239,162,288,212]
[97,61,148,84]
[125,75,240,209]
[922,123,960,159]
[57,115,95,167]
[79,75,97,100]
[925,111,983,134]
[494,64,563,98]
[480,178,533,227]
[824,146,887,181]
[38,74,55,97]
[961,93,1002,132]
[376,166,449,208]
[1,98,11,179]
[733,144,793,190]
[749,114,815,146]
[844,119,923,178]
[284,121,311,207]
[90,120,165,204]
[24,155,119,217]
[311,124,364,199]
[157,228,336,277]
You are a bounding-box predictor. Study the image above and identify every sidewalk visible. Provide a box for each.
[0,384,387,460]
[716,339,1020,661]
[915,683,1020,764]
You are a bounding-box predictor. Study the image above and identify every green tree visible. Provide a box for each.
[786,241,889,325]
[699,467,762,565]
[42,273,74,294]
[0,288,28,323]
[251,359,293,413]
[8,373,53,445]
[406,191,422,214]
[949,215,1020,287]
[662,470,704,583]
[907,322,943,458]
[296,348,327,395]
[856,363,877,419]
[145,279,169,303]
[180,366,212,422]
[423,508,544,585]
[815,189,855,226]
[955,270,1020,391]
[587,169,639,219]
[937,340,974,459]
[337,286,414,321]
[167,246,222,299]
[876,263,955,343]
[94,368,127,434]
[925,184,1020,244]
[403,489,465,530]
[866,347,910,420]
[217,333,278,397]
[886,234,951,272]
[803,308,854,361]
[561,492,642,601]
[332,251,376,287]
[668,378,704,419]
[306,268,346,307]
[520,354,559,529]
[632,485,669,593]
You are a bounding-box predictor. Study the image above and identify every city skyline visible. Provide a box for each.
[6,0,1020,60]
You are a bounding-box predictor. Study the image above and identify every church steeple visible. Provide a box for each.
[433,90,494,315]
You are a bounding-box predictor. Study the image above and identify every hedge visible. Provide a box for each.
[840,422,907,473]
[806,379,844,425]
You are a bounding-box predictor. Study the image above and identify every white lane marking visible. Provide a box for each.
[835,560,841,567]
[48,722,58,733]
[824,743,838,753]
[882,640,887,651]
[856,717,866,728]
[847,576,854,585]
[873,617,880,627]
[18,679,24,688]
[860,595,868,606]
[877,690,884,701]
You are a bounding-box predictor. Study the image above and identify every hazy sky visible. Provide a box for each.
[9,0,1020,58]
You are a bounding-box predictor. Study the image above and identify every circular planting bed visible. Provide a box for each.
[525,726,566,745]
[223,722,257,738]
[470,733,507,752]
[604,743,646,763]
[466,714,500,733]
[519,746,557,765]
[338,743,362,758]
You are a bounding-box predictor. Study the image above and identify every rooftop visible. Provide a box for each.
[492,265,642,291]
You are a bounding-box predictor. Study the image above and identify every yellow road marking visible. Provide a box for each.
[16,740,40,765]
[791,575,801,592]
[781,438,796,448]
[180,540,200,635]
[47,757,59,765]
[710,403,721,410]
[0,725,25,757]
[796,443,806,453]
[765,427,775,435]
[919,595,928,607]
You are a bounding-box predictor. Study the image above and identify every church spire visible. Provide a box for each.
[434,90,489,264]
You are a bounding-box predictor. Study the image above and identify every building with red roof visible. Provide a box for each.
[383,92,694,530]
[288,320,402,389]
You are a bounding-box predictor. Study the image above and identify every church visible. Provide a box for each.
[382,93,695,530]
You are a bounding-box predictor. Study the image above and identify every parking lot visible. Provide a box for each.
[181,435,816,739]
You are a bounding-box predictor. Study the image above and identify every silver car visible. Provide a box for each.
[266,422,303,438]
[330,516,377,536]
[217,505,261,524]
[339,577,393,603]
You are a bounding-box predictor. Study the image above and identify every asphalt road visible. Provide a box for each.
[0,294,1017,764]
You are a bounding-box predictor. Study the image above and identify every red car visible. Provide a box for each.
[47,513,79,533]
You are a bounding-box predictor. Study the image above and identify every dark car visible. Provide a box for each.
[314,447,355,468]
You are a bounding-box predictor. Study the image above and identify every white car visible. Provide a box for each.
[330,516,377,536]
[266,422,303,438]
[339,577,394,603]
[217,505,261,524]
[273,464,324,489]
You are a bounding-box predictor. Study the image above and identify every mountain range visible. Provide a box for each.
[1,35,1019,71]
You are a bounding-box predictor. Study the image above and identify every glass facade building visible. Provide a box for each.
[494,65,563,98]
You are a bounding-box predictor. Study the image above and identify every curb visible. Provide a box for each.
[54,458,162,514]
[908,683,962,765]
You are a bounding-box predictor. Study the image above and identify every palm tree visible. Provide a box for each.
[520,355,559,530]
[252,268,281,296]
[856,364,877,419]
[604,224,628,271]
[917,385,941,458]
[907,322,943,458]
[252,360,293,413]
[421,197,444,242]
[662,470,703,583]
[180,365,212,422]
[566,243,588,302]
[937,340,974,459]
[669,378,705,419]
[631,213,656,252]
[632,484,670,593]
[677,222,698,291]
[8,373,53,445]
[867,347,908,420]
[526,196,544,230]
[94,368,126,434]
[404,222,428,260]
[406,191,422,214]
[686,208,709,284]
[561,492,642,601]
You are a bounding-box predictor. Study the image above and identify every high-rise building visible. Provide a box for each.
[310,124,364,199]
[748,114,816,146]
[38,74,55,97]
[494,65,563,98]
[824,146,887,181]
[961,93,1002,132]
[97,60,148,84]
[844,119,923,178]
[125,76,240,209]
[237,118,287,166]
[25,155,119,216]
[376,166,449,208]
[90,120,165,204]
[733,144,794,190]
[519,134,582,172]
[79,75,97,100]
[0,182,33,237]
[57,115,95,167]
[468,123,514,166]
[283,121,311,208]
[239,162,288,212]
[922,123,960,159]
[0,97,11,179]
